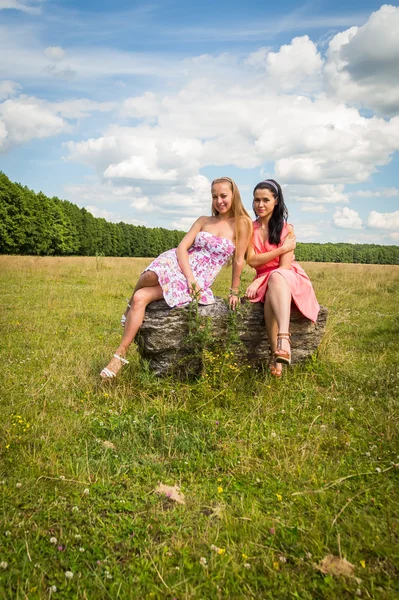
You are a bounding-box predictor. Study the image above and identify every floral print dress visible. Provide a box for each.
[144,231,235,308]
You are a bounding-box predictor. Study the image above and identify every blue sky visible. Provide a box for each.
[0,0,398,244]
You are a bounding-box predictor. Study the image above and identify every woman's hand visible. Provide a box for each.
[228,293,239,310]
[281,233,296,253]
[188,279,202,298]
[245,280,260,300]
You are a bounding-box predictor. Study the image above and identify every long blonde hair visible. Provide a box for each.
[211,177,252,256]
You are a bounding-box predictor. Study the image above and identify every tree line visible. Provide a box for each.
[0,173,185,257]
[0,172,397,264]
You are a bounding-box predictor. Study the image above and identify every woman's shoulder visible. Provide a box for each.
[284,222,294,234]
[196,215,215,228]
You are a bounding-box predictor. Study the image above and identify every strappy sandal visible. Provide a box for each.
[275,333,291,365]
[100,354,129,379]
[268,352,282,378]
[121,300,131,327]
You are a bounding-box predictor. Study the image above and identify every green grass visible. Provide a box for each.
[1,255,398,599]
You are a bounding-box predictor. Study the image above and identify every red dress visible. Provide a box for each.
[250,221,320,323]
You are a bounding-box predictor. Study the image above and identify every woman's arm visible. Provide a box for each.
[279,225,295,270]
[229,216,252,308]
[247,232,296,268]
[245,226,296,297]
[176,217,207,293]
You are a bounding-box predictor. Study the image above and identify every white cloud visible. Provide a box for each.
[60,51,399,227]
[171,216,198,231]
[44,46,66,62]
[130,196,149,210]
[66,125,203,183]
[287,183,349,204]
[105,157,178,182]
[293,222,323,241]
[64,83,399,190]
[0,96,66,148]
[264,36,323,91]
[64,180,141,205]
[0,80,21,100]
[0,0,42,14]
[42,46,76,81]
[0,95,115,150]
[85,206,115,220]
[325,5,399,116]
[333,207,363,229]
[344,230,398,244]
[351,187,399,198]
[85,204,146,225]
[389,232,399,241]
[160,175,211,215]
[0,120,7,146]
[64,175,212,226]
[55,99,115,119]
[121,92,161,119]
[245,47,269,69]
[300,204,329,213]
[127,175,211,222]
[42,64,77,81]
[368,210,399,230]
[0,26,182,85]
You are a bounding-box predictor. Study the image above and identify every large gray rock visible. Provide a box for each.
[136,298,328,377]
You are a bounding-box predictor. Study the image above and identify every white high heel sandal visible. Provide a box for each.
[100,354,129,379]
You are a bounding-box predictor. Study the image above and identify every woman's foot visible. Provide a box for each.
[268,353,283,378]
[100,353,129,379]
[275,333,291,365]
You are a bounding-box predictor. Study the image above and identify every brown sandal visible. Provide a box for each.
[268,352,282,378]
[275,333,291,365]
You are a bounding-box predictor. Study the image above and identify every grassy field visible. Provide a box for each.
[0,255,398,600]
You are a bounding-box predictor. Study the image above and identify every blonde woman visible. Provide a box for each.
[101,177,252,378]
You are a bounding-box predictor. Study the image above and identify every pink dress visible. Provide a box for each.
[144,231,235,308]
[250,221,320,322]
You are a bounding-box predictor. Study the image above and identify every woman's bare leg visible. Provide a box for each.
[102,284,163,376]
[122,271,160,319]
[264,294,282,376]
[266,272,292,355]
[264,295,278,353]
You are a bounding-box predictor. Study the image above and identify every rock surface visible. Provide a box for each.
[136,297,328,377]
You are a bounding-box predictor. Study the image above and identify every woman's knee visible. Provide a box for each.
[268,272,283,287]
[133,288,152,308]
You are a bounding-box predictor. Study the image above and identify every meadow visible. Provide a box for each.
[0,255,398,600]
